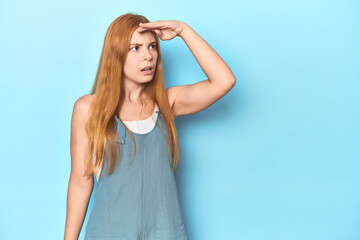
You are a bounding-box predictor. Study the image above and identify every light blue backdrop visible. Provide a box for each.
[0,0,359,239]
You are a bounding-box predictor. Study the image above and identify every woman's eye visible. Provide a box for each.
[130,45,156,51]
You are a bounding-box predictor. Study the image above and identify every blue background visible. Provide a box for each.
[0,0,359,239]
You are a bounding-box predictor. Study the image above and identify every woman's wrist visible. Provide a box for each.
[178,21,190,38]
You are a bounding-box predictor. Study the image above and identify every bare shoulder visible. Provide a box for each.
[72,94,95,123]
[73,94,94,113]
[71,93,94,147]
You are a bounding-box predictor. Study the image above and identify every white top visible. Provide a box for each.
[122,104,159,134]
[92,104,159,181]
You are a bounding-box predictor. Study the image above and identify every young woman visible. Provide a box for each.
[64,13,236,240]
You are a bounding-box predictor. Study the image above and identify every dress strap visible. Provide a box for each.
[154,103,160,113]
[114,116,127,145]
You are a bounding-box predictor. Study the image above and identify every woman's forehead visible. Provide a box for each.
[130,29,156,43]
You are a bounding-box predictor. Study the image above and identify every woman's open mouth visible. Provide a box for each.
[140,67,154,75]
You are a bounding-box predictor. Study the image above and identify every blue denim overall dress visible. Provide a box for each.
[84,106,187,240]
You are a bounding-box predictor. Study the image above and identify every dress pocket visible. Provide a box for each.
[155,222,187,240]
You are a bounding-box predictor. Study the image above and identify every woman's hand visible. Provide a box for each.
[136,20,185,41]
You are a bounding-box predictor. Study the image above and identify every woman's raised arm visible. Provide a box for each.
[138,21,236,117]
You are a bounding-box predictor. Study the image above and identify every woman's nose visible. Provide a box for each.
[143,49,153,61]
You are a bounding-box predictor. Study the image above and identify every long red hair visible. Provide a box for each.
[84,13,180,178]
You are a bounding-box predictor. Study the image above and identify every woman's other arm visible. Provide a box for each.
[169,22,236,117]
[64,95,94,240]
[138,21,236,117]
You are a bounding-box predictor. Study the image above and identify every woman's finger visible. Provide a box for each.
[139,22,164,29]
[136,27,147,33]
[154,29,162,36]
[136,28,150,33]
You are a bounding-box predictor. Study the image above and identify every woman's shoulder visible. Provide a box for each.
[76,93,94,103]
[74,94,94,108]
[72,94,95,123]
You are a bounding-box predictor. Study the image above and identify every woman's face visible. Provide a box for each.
[122,28,158,85]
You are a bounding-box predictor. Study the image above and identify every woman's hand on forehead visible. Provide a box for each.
[136,20,186,41]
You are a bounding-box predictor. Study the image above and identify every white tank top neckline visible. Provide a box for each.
[122,103,159,134]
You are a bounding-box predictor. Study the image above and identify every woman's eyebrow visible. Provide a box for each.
[130,41,157,46]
